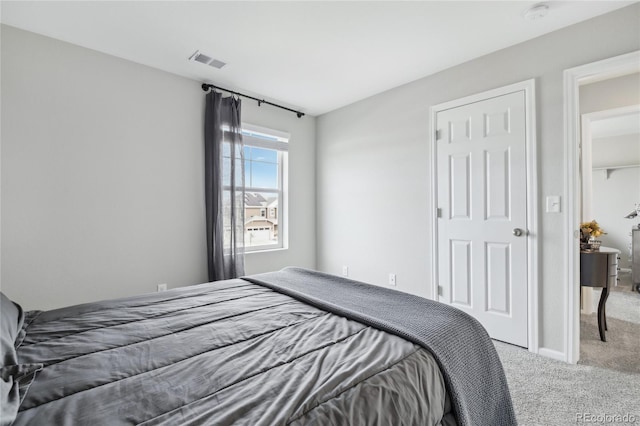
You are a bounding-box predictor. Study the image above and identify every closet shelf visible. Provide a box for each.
[592,164,640,179]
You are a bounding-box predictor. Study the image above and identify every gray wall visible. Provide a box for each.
[1,25,316,310]
[316,4,640,356]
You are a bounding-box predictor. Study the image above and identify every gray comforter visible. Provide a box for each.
[14,273,455,425]
[245,268,516,426]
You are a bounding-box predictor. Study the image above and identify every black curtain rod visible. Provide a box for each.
[201,83,305,118]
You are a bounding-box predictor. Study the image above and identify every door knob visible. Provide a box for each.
[513,228,524,237]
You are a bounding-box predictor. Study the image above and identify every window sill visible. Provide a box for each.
[245,247,288,255]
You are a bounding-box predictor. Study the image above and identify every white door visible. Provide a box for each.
[436,90,528,347]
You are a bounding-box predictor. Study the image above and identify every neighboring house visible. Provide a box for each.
[244,192,278,245]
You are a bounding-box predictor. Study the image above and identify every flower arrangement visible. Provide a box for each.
[580,220,606,250]
[580,220,606,239]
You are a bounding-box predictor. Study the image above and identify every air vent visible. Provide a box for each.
[188,50,226,69]
[524,3,549,20]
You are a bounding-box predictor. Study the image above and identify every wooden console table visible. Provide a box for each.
[580,247,620,342]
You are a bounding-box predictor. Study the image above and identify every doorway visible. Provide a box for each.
[579,104,640,372]
[430,80,538,350]
[563,50,640,364]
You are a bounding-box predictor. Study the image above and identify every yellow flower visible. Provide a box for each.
[580,220,606,238]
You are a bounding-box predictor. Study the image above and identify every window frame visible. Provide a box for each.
[238,124,289,253]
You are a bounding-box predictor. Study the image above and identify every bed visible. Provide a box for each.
[1,267,516,425]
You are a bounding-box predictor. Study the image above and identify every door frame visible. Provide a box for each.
[563,50,640,364]
[429,79,539,353]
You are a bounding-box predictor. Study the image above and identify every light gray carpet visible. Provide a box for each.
[579,275,640,373]
[498,272,640,424]
[495,341,640,426]
[580,315,639,374]
[590,273,640,325]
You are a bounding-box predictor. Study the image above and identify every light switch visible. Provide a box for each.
[546,195,561,213]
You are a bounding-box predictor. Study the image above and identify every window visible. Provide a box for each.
[238,124,288,251]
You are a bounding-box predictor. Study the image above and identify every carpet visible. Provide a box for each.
[578,276,640,374]
[495,341,640,426]
[494,273,639,424]
[580,315,639,374]
[591,274,640,325]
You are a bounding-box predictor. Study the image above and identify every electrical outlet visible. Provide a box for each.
[389,273,396,286]
[157,283,167,292]
[342,266,349,277]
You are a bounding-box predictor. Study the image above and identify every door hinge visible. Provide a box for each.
[436,207,442,218]
[435,129,441,140]
[437,285,443,296]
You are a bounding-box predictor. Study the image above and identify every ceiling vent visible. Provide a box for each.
[189,50,226,69]
[524,3,549,20]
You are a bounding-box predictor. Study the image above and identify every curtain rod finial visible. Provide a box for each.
[201,83,210,92]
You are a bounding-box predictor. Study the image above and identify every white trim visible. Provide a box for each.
[580,110,596,316]
[243,134,289,152]
[242,122,290,141]
[524,80,539,355]
[431,80,536,112]
[242,123,290,151]
[583,105,640,128]
[429,79,539,354]
[593,164,640,171]
[581,115,594,222]
[243,187,281,194]
[538,347,566,362]
[430,108,439,302]
[563,50,640,364]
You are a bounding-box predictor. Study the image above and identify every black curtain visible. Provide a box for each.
[205,91,245,281]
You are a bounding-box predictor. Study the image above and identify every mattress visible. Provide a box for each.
[11,277,455,425]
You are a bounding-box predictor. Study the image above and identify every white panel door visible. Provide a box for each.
[436,90,528,347]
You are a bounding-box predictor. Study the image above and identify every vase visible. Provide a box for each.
[589,238,601,251]
[580,229,590,250]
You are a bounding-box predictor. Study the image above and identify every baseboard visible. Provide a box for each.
[538,347,567,362]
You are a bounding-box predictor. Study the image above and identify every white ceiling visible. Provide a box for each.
[1,1,635,116]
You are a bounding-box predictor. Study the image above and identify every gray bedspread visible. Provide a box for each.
[14,275,454,425]
[244,268,516,426]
